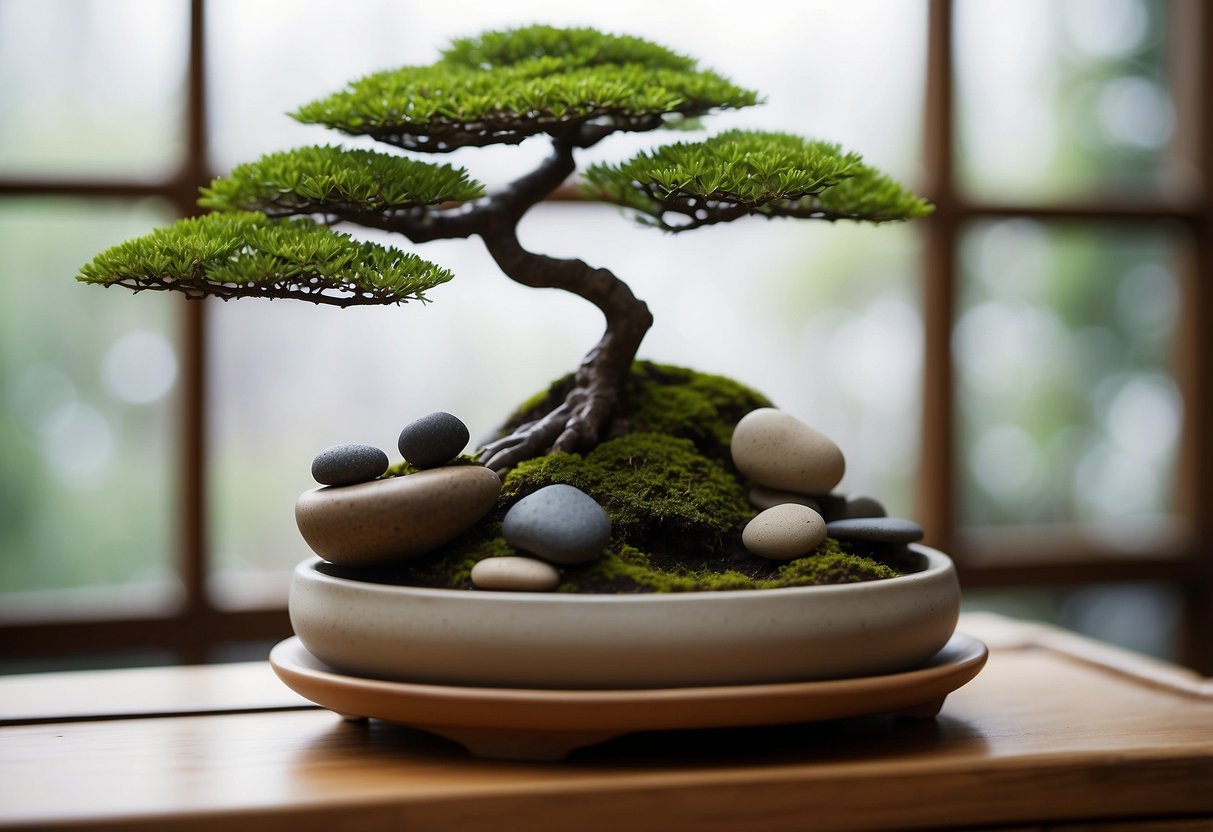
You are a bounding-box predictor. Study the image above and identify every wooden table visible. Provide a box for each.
[1,613,1210,831]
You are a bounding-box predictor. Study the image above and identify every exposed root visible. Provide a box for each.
[478,368,618,473]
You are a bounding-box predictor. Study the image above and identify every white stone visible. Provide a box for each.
[748,485,822,512]
[471,556,561,592]
[742,503,828,561]
[731,408,845,494]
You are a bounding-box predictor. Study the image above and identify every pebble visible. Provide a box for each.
[310,443,389,486]
[470,556,561,592]
[398,411,470,468]
[826,517,924,544]
[295,465,501,567]
[812,492,849,523]
[742,503,828,560]
[748,486,821,513]
[731,408,845,495]
[502,484,611,565]
[840,495,887,520]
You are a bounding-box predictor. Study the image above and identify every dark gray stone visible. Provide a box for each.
[502,484,611,565]
[826,516,924,544]
[398,411,470,468]
[311,443,389,486]
[812,492,849,522]
[841,495,887,520]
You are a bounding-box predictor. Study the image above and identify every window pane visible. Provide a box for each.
[962,582,1181,661]
[0,0,188,179]
[0,199,180,615]
[955,0,1185,202]
[955,220,1182,536]
[208,206,923,604]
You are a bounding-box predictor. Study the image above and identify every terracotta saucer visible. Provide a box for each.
[269,632,988,760]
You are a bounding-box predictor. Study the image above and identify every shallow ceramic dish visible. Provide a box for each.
[270,632,988,760]
[289,544,960,689]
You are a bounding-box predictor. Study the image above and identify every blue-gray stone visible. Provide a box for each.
[502,484,611,565]
[311,443,389,486]
[826,517,924,544]
[398,411,469,468]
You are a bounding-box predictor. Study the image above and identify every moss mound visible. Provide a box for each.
[369,361,900,592]
[501,361,772,468]
[501,432,751,540]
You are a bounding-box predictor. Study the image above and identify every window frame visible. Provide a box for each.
[3,0,1211,672]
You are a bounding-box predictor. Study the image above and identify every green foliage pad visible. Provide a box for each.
[585,129,934,231]
[199,145,485,217]
[77,212,453,305]
[293,26,759,151]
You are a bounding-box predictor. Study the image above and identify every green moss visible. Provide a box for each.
[501,432,752,540]
[366,362,902,592]
[552,538,897,593]
[496,360,771,464]
[623,362,772,457]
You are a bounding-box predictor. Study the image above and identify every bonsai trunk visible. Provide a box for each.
[477,227,653,472]
[388,136,654,472]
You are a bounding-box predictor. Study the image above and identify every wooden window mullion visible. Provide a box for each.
[919,0,957,555]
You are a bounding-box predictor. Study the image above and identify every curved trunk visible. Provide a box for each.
[477,228,653,471]
[388,138,654,471]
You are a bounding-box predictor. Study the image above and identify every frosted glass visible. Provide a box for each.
[0,198,180,609]
[955,0,1185,202]
[0,0,188,179]
[956,220,1181,533]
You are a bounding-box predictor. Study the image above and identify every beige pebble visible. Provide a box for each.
[731,408,845,495]
[295,465,501,567]
[470,556,561,592]
[742,503,828,561]
[748,485,822,512]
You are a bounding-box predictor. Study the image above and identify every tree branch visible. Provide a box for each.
[107,277,416,306]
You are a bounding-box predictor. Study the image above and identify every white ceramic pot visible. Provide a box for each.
[289,545,960,689]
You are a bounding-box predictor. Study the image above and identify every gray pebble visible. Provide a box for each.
[311,443,388,486]
[826,517,924,544]
[398,411,469,468]
[841,495,887,520]
[812,492,849,522]
[502,484,611,565]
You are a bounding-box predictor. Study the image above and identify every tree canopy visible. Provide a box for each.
[78,213,452,306]
[291,25,760,151]
[199,145,484,217]
[584,130,933,231]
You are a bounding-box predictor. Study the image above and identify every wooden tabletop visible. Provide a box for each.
[1,612,1210,832]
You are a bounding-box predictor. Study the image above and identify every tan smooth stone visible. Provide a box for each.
[742,503,828,561]
[748,485,822,512]
[731,408,845,494]
[470,556,561,592]
[295,465,501,567]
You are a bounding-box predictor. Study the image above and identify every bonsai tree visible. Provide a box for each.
[78,25,930,473]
